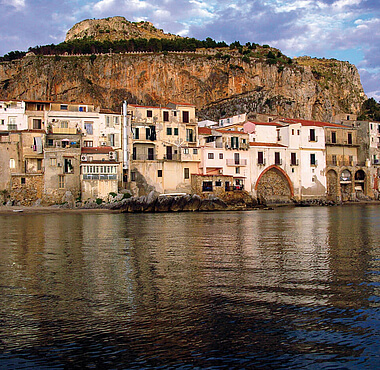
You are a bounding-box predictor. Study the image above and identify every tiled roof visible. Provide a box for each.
[279,118,347,128]
[198,127,212,135]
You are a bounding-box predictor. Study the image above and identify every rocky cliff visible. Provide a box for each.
[0,18,366,121]
[65,17,178,42]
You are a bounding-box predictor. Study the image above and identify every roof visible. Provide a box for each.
[216,129,247,134]
[198,127,212,135]
[168,101,196,107]
[250,121,284,127]
[81,160,119,165]
[128,104,168,109]
[249,142,287,147]
[81,146,114,154]
[99,108,121,115]
[279,118,348,128]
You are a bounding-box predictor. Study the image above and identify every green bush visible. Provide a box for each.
[95,198,103,205]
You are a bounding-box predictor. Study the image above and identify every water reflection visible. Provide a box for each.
[0,206,379,368]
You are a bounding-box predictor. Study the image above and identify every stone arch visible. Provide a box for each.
[255,165,293,204]
[339,169,352,202]
[354,169,366,197]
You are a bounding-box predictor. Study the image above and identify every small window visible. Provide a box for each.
[37,159,42,171]
[61,121,68,129]
[36,104,44,111]
[208,153,214,159]
[163,111,169,122]
[348,132,352,145]
[133,127,139,139]
[21,177,26,184]
[193,149,198,154]
[114,116,119,125]
[331,131,337,143]
[297,130,300,135]
[84,122,93,135]
[50,158,57,166]
[158,170,162,177]
[0,119,4,125]
[167,127,172,135]
[258,151,264,165]
[131,172,136,181]
[33,119,42,129]
[183,148,189,154]
[64,158,73,173]
[202,181,213,192]
[182,111,189,123]
[219,153,223,159]
[60,104,68,110]
[310,153,316,165]
[48,139,54,147]
[215,180,222,187]
[84,141,93,147]
[292,129,294,135]
[174,127,178,136]
[235,167,240,174]
[58,175,65,189]
[184,168,190,179]
[147,110,152,118]
[9,158,15,169]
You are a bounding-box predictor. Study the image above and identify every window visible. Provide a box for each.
[349,155,353,164]
[309,129,316,141]
[48,139,54,147]
[148,148,154,160]
[258,151,264,165]
[291,152,297,166]
[147,110,152,118]
[167,127,172,135]
[9,117,16,124]
[33,119,42,129]
[64,158,73,173]
[215,180,222,187]
[60,121,68,129]
[202,181,213,192]
[131,172,136,181]
[182,111,189,123]
[186,129,194,142]
[174,127,178,136]
[21,177,26,184]
[348,132,352,145]
[106,116,110,126]
[193,149,198,154]
[332,155,337,165]
[183,148,189,154]
[310,153,316,165]
[158,170,162,177]
[145,127,151,140]
[114,116,119,125]
[184,168,190,179]
[292,129,294,135]
[84,141,93,147]
[133,127,139,139]
[231,137,239,149]
[219,153,223,159]
[275,152,281,165]
[109,134,115,147]
[132,147,136,160]
[297,130,300,135]
[235,167,240,174]
[84,122,93,135]
[9,158,15,169]
[37,159,42,171]
[60,104,68,110]
[163,111,169,122]
[331,131,337,143]
[50,158,57,166]
[0,119,4,125]
[208,153,214,159]
[173,111,177,117]
[58,175,65,189]
[36,104,44,111]
[79,106,87,112]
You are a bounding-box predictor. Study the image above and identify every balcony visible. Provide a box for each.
[52,127,78,135]
[83,174,117,180]
[308,136,318,142]
[7,124,17,131]
[226,158,247,166]
[274,159,283,166]
[257,159,266,166]
[290,159,299,166]
[132,154,156,161]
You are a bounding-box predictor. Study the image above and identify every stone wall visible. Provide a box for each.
[10,174,44,206]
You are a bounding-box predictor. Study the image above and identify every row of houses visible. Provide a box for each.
[1,99,380,205]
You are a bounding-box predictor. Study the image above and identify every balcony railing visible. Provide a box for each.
[308,136,318,142]
[290,159,299,166]
[274,159,283,165]
[226,158,248,166]
[51,127,78,134]
[7,124,17,131]
[257,159,266,166]
[83,174,117,180]
[132,154,156,161]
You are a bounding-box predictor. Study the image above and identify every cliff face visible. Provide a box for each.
[0,52,366,121]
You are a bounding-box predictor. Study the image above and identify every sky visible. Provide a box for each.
[1,0,379,101]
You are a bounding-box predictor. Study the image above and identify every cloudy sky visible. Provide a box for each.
[1,0,379,100]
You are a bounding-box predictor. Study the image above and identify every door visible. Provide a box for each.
[166,146,172,160]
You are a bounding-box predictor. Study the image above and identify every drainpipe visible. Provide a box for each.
[122,101,129,184]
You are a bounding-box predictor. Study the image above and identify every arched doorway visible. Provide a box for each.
[326,169,338,201]
[355,169,366,199]
[340,169,352,202]
[255,165,293,204]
